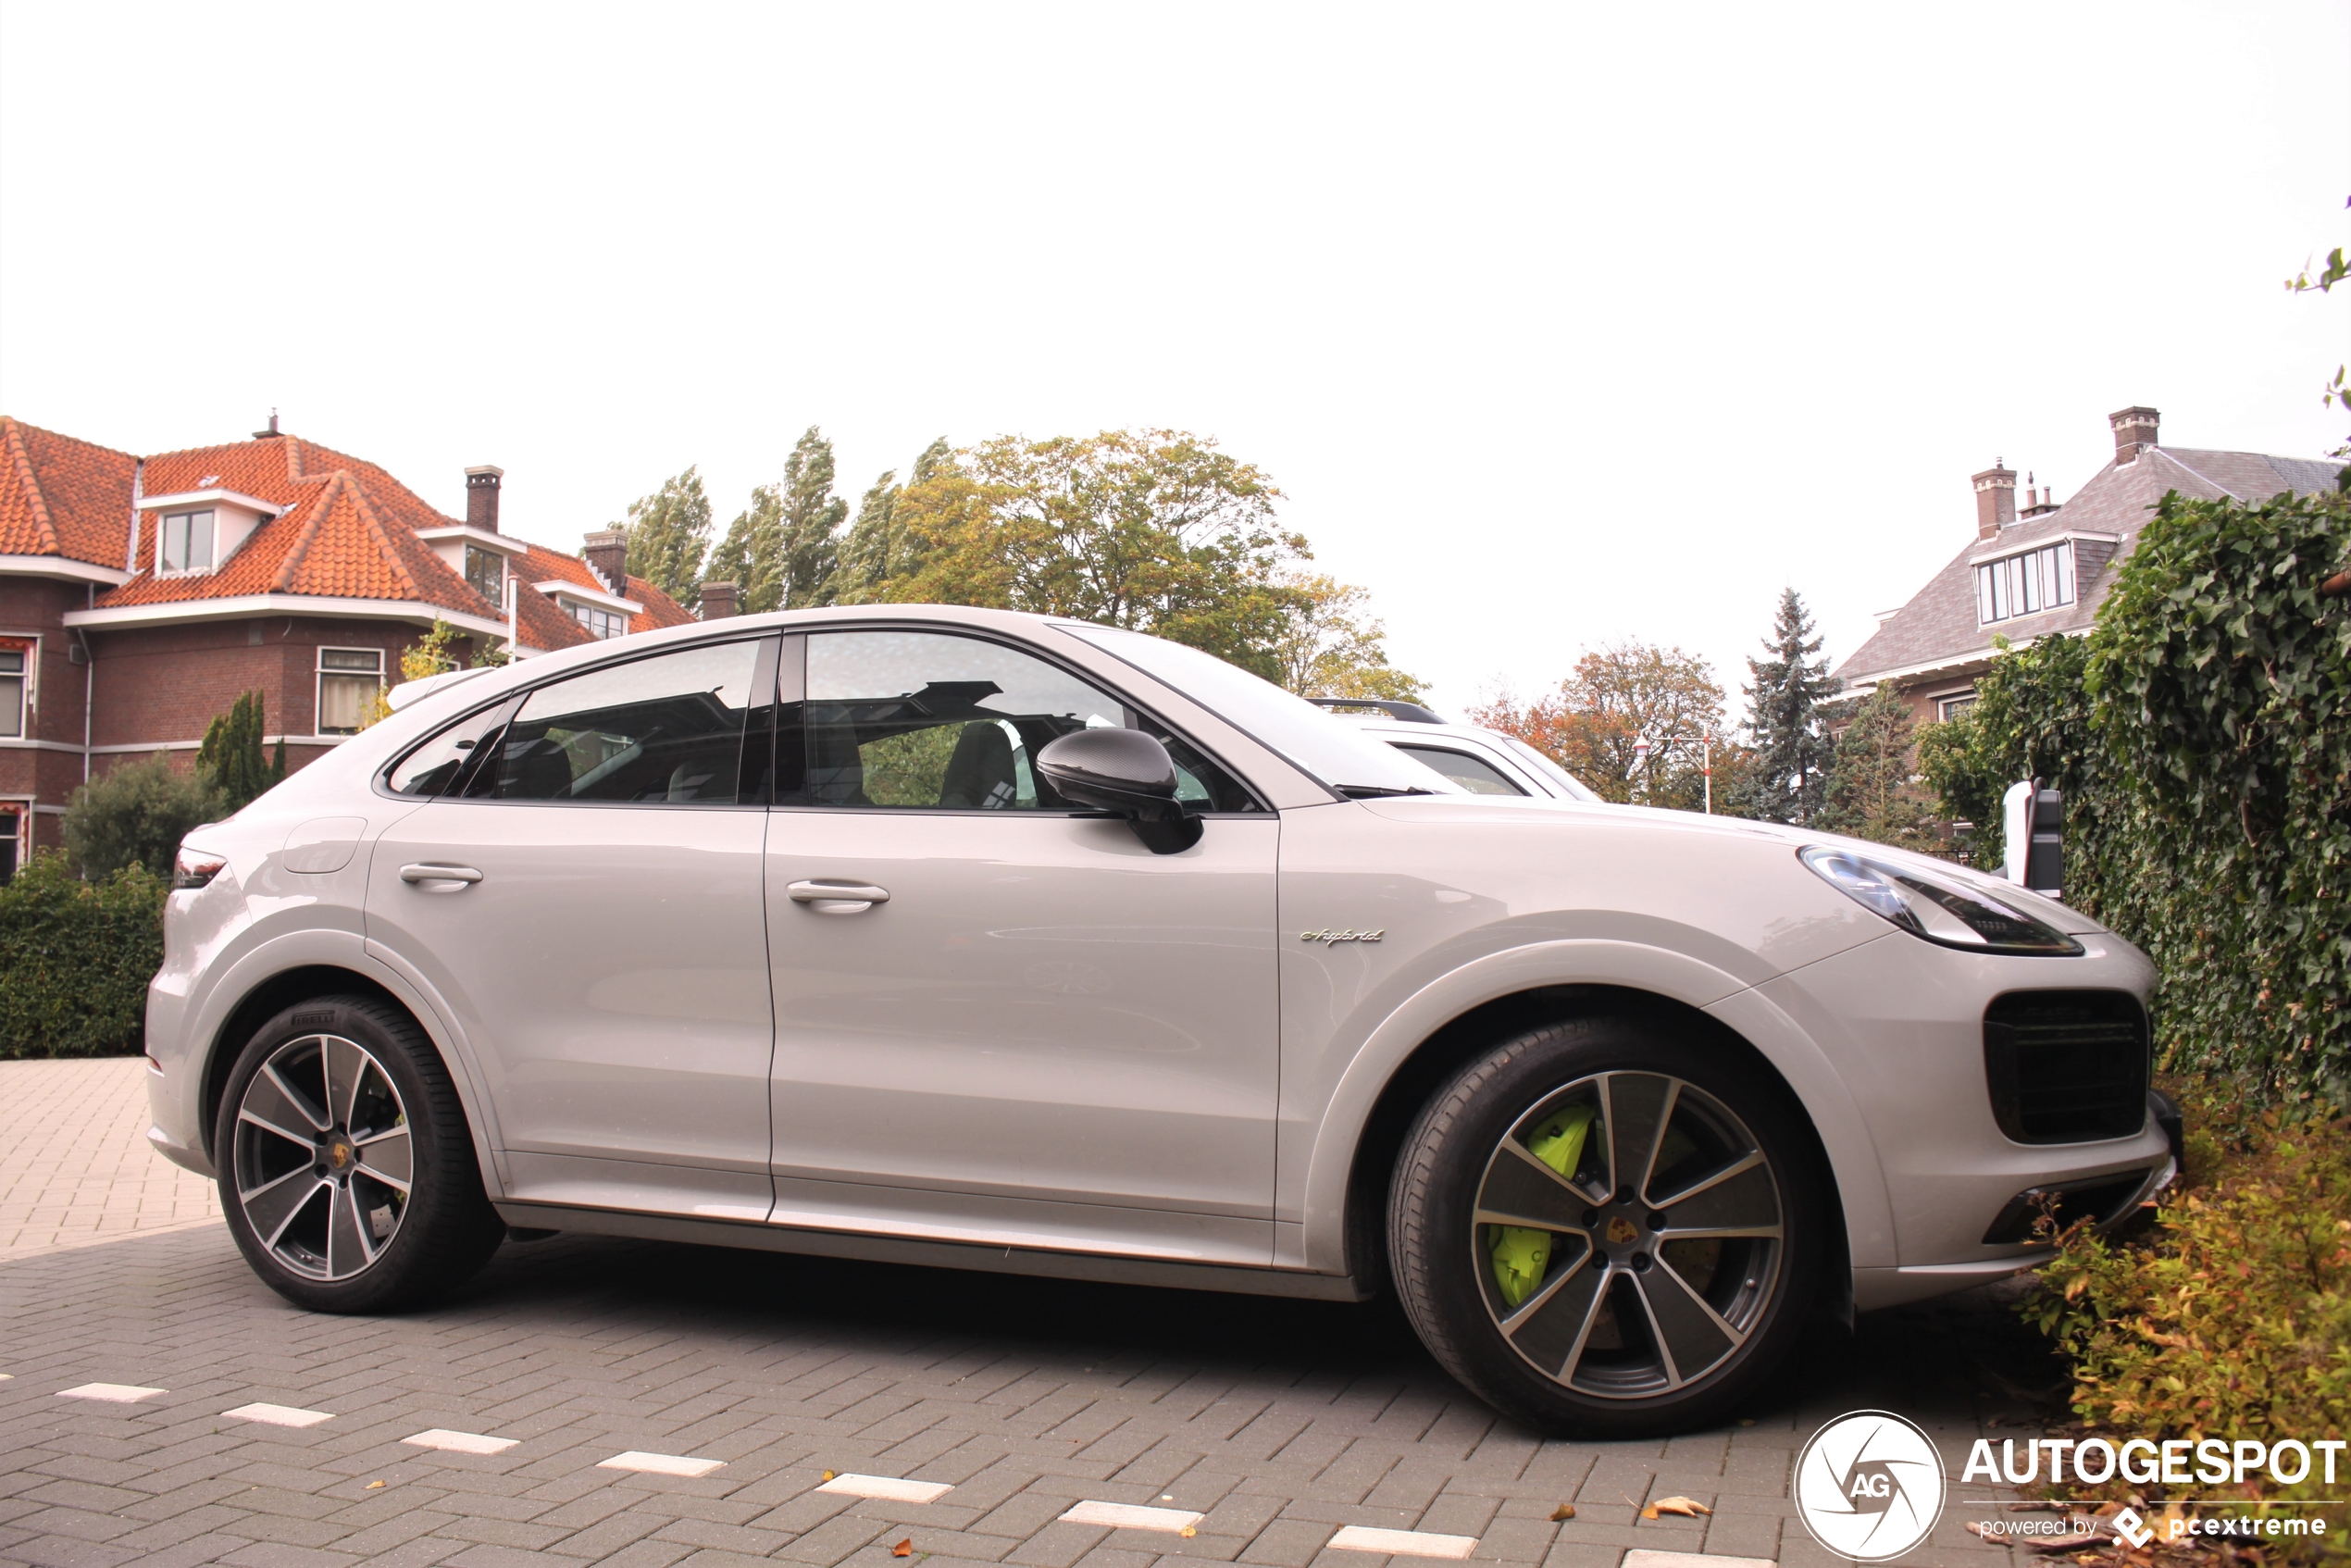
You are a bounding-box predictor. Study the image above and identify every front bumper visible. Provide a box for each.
[1761,927,2172,1312]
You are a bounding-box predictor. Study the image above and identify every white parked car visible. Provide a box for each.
[147,606,2171,1435]
[1306,698,1603,801]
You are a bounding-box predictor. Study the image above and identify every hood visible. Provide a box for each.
[1351,793,2107,935]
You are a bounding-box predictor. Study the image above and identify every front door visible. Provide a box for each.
[367,636,777,1221]
[763,628,1281,1263]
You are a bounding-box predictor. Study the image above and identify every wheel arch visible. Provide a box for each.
[191,952,506,1201]
[1304,942,1886,1311]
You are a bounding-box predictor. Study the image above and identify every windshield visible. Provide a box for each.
[1494,733,1601,802]
[1058,624,1456,796]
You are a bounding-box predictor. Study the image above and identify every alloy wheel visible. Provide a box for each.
[1471,1070,1784,1399]
[231,1033,415,1280]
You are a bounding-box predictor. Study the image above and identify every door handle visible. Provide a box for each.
[400,863,484,889]
[787,879,890,914]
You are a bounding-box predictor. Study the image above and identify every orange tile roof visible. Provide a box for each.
[0,417,137,566]
[28,426,703,652]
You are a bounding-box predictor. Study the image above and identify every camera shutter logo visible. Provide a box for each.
[1792,1410,1947,1561]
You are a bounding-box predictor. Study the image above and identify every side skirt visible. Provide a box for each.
[491,1201,1374,1302]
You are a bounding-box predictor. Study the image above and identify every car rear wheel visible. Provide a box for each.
[1388,1015,1824,1436]
[215,994,504,1313]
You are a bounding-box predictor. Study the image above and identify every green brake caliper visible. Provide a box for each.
[1487,1104,1597,1309]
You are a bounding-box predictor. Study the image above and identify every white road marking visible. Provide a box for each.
[818,1474,955,1502]
[1623,1554,1773,1568]
[404,1429,519,1455]
[598,1450,725,1478]
[224,1402,334,1427]
[1328,1525,1479,1559]
[1061,1500,1207,1532]
[56,1383,166,1402]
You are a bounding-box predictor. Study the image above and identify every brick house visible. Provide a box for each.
[0,416,694,874]
[1835,405,2343,722]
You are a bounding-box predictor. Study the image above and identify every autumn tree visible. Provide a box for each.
[1271,574,1426,702]
[618,467,713,609]
[1471,641,1726,808]
[872,429,1307,679]
[1735,588,1838,823]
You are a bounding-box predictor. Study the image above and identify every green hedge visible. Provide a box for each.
[1922,484,2349,1101]
[0,851,168,1059]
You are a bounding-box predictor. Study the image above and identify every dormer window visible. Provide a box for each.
[160,510,216,573]
[464,544,505,604]
[1976,540,2074,625]
[563,598,627,640]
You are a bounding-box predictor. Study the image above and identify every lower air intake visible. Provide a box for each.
[1983,990,2149,1145]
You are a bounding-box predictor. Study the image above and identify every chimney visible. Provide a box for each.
[2109,406,2159,465]
[251,409,280,439]
[1972,459,2017,540]
[2019,469,2060,519]
[698,580,740,619]
[583,528,628,594]
[465,466,504,532]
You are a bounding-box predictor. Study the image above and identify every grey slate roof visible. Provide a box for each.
[1837,445,2345,687]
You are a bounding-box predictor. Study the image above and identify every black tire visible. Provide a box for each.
[214,994,504,1313]
[1388,1014,1825,1437]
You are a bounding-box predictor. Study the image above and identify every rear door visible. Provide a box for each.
[366,637,778,1221]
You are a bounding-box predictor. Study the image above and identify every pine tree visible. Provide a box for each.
[1819,681,1932,844]
[619,467,713,608]
[195,691,285,813]
[1736,588,1838,824]
[776,427,848,609]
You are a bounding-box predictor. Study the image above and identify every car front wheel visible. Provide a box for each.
[1388,1016,1824,1436]
[215,994,504,1313]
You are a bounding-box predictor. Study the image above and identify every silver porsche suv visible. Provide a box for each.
[145,605,2174,1435]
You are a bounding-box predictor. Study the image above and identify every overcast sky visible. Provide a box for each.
[4,4,2344,712]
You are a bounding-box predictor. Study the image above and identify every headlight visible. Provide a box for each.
[172,847,226,891]
[1799,845,2082,955]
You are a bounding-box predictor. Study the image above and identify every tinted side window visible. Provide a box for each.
[478,641,762,803]
[792,630,1260,812]
[1394,743,1527,796]
[386,703,509,796]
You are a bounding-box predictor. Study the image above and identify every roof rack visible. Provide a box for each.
[1307,696,1447,725]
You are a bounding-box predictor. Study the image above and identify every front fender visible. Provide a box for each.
[1290,937,1894,1276]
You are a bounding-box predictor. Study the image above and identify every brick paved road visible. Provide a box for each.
[0,1059,220,1260]
[0,1062,2056,1568]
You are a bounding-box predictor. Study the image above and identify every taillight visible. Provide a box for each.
[172,848,227,890]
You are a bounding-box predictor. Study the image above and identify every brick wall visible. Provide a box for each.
[0,577,99,855]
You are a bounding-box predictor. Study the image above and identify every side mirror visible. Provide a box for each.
[1036,728,1202,854]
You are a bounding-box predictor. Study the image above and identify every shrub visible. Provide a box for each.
[2021,1079,2350,1552]
[196,690,285,812]
[59,753,225,879]
[0,850,167,1058]
[1922,485,2350,1100]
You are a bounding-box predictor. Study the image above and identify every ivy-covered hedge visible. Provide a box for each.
[1922,485,2349,1101]
[0,851,167,1059]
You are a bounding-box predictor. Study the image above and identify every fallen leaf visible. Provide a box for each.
[1736,1418,1754,1427]
[1642,1497,1711,1521]
[1549,1504,1575,1521]
[892,1540,914,1558]
[366,1480,385,1490]
[823,1470,836,1481]
[1180,1526,1198,1538]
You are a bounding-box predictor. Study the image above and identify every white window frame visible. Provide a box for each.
[0,797,28,882]
[157,509,218,576]
[0,635,32,740]
[316,645,387,737]
[562,597,627,641]
[1974,539,2074,626]
[464,543,506,604]
[1937,692,1979,721]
